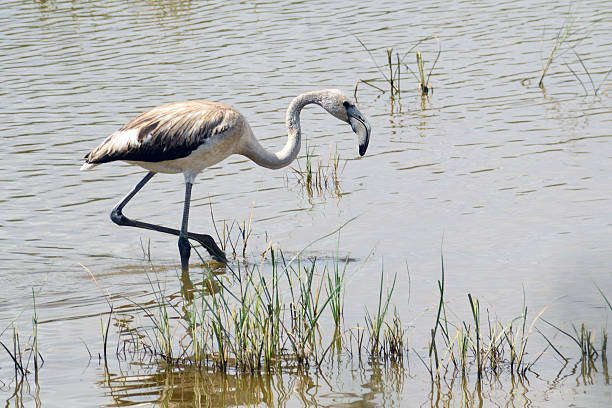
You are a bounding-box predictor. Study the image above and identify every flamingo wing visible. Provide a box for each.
[84,101,240,164]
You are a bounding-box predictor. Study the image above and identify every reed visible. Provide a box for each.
[32,289,40,378]
[467,294,482,380]
[541,319,599,360]
[0,328,26,377]
[408,38,441,97]
[291,142,345,199]
[594,280,612,312]
[0,291,45,380]
[429,249,451,376]
[595,280,610,358]
[538,8,577,89]
[100,304,114,364]
[365,270,397,356]
[603,329,608,359]
[326,252,348,330]
[457,325,470,374]
[354,36,439,100]
[563,48,612,96]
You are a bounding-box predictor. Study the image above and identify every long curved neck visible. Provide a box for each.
[241,91,325,169]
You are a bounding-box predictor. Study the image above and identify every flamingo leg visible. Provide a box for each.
[110,171,227,263]
[178,181,192,272]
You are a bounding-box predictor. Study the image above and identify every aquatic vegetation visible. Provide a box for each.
[0,290,44,381]
[563,49,612,96]
[537,5,612,95]
[7,228,608,403]
[354,36,440,100]
[415,50,437,96]
[354,37,400,98]
[421,252,598,384]
[7,234,610,406]
[535,280,612,365]
[538,9,577,89]
[95,240,609,392]
[101,219,410,373]
[290,142,345,200]
[364,270,398,357]
[56,223,610,407]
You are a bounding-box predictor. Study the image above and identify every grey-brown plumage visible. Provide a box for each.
[81,89,371,270]
[84,101,241,165]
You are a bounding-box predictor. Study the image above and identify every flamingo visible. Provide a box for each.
[81,89,371,271]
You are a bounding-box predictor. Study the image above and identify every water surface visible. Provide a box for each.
[1,0,611,406]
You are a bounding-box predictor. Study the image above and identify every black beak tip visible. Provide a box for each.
[358,127,370,156]
[359,144,367,156]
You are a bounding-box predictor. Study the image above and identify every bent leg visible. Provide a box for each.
[110,171,227,263]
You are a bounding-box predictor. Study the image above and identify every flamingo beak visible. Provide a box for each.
[347,105,371,156]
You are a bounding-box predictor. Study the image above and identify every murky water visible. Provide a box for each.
[2,0,611,406]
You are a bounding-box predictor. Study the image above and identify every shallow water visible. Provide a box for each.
[1,0,611,406]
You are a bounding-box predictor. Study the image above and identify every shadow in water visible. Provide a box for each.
[96,348,612,407]
[103,367,286,407]
[97,354,612,407]
[98,361,407,407]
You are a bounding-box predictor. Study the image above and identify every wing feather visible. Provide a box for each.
[84,101,240,164]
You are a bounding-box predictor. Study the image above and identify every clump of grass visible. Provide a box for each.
[535,280,611,367]
[354,36,440,100]
[111,217,408,374]
[502,294,549,376]
[382,308,406,361]
[291,142,345,199]
[117,221,368,373]
[425,256,553,382]
[208,203,253,262]
[536,5,612,95]
[365,270,398,357]
[326,252,348,331]
[541,319,599,360]
[354,37,400,99]
[0,290,45,381]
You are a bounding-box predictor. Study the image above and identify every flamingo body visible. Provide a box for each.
[81,89,371,269]
[82,101,248,181]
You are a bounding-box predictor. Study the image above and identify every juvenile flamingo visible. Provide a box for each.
[81,89,371,271]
